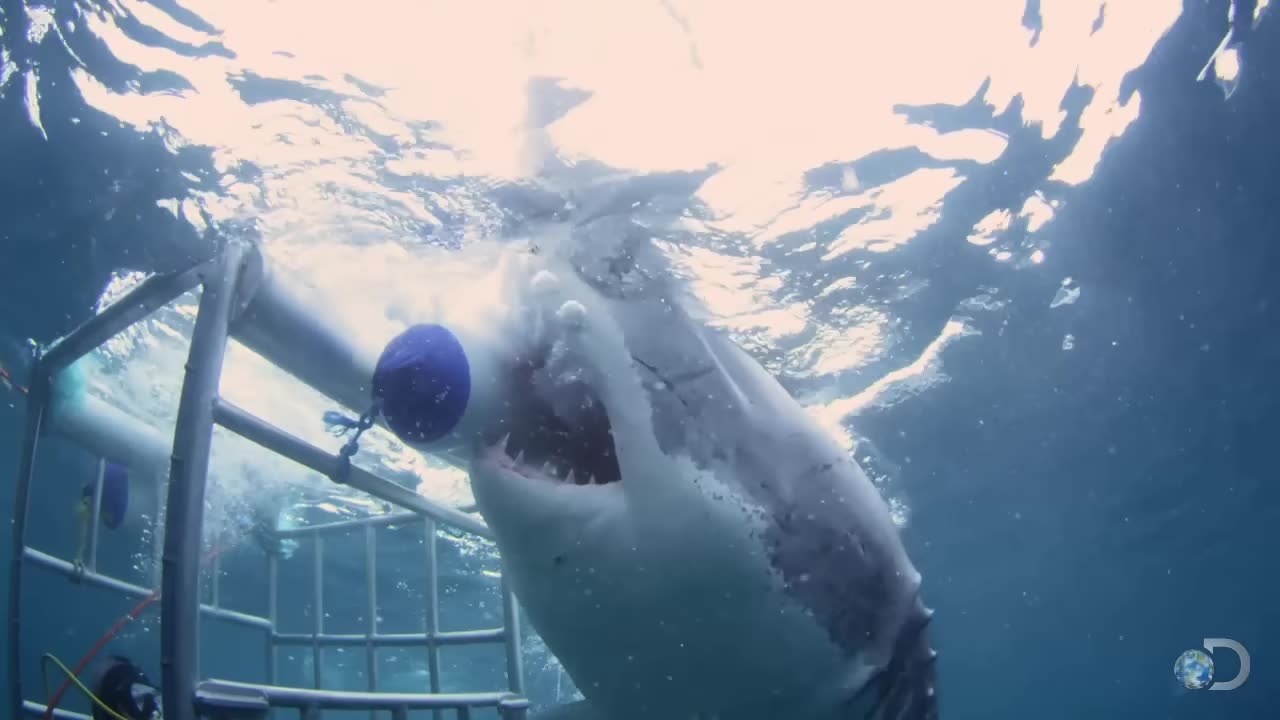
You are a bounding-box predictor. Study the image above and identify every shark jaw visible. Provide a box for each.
[482,429,618,487]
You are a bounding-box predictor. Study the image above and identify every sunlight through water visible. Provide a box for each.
[7,0,1194,546]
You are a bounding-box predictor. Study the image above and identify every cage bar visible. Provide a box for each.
[161,241,249,720]
[268,550,280,686]
[271,629,505,648]
[194,680,528,715]
[313,532,325,690]
[86,458,105,571]
[22,700,93,720]
[7,364,50,720]
[275,511,421,538]
[501,582,525,697]
[212,551,223,609]
[365,523,379,704]
[424,520,443,720]
[41,262,211,375]
[230,259,378,425]
[211,399,490,538]
[48,392,172,479]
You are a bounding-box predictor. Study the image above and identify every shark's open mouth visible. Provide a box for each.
[480,369,622,486]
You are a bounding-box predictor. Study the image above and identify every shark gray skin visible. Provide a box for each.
[464,224,939,720]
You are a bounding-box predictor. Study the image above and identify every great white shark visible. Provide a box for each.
[447,220,939,720]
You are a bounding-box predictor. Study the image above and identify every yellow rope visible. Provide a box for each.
[41,653,134,720]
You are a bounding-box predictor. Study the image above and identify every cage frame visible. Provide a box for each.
[8,240,529,720]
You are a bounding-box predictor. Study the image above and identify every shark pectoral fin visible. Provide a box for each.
[529,700,605,720]
[846,608,940,720]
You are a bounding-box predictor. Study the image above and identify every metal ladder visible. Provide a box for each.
[8,242,530,720]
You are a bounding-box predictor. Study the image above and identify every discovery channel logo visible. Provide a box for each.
[1174,638,1250,691]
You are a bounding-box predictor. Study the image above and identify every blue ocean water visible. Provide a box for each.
[1,1,1277,719]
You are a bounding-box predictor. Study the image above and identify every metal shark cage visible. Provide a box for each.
[8,241,530,720]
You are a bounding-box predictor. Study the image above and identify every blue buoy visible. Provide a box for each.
[372,324,472,445]
[82,460,130,530]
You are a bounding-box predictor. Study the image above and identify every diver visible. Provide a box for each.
[90,656,162,720]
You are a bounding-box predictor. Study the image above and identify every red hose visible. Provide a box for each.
[0,364,28,395]
[42,546,231,719]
